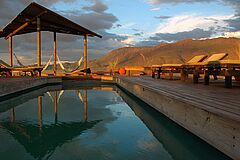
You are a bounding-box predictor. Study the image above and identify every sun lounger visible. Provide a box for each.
[125,66,147,76]
[0,67,12,77]
[152,54,207,79]
[184,53,228,83]
[203,59,240,88]
[12,66,44,76]
[0,66,44,77]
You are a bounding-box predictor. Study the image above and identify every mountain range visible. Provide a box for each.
[89,37,240,71]
[1,37,239,72]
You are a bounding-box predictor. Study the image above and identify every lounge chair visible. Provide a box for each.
[152,54,207,79]
[0,64,43,77]
[125,66,146,76]
[184,53,228,83]
[12,66,44,76]
[203,59,240,88]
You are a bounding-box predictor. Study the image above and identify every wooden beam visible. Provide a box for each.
[83,35,87,71]
[9,36,13,67]
[5,22,29,40]
[53,32,57,76]
[37,17,41,72]
[5,11,47,40]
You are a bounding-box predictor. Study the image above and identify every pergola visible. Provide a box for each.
[0,2,102,76]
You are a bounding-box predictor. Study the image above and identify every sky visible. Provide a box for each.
[0,0,240,65]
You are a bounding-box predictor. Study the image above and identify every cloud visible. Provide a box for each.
[0,0,128,64]
[155,15,172,19]
[150,28,214,42]
[152,14,233,34]
[135,40,161,46]
[63,11,118,31]
[137,12,236,45]
[151,7,160,11]
[134,32,144,36]
[146,0,240,34]
[82,0,108,13]
[147,0,214,6]
[223,31,240,38]
[221,0,240,32]
[119,34,135,46]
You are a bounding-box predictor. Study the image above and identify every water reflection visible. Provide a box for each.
[0,85,231,160]
[0,88,99,160]
[10,108,15,122]
[116,87,231,160]
[0,120,100,160]
[38,96,43,129]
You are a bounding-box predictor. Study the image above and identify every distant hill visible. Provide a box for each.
[89,37,240,70]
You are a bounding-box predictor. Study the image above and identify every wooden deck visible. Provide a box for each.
[116,76,240,159]
[119,76,240,122]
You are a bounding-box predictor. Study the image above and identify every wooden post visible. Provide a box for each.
[37,17,41,76]
[38,96,43,129]
[53,32,57,76]
[193,69,199,84]
[9,36,13,67]
[204,69,210,85]
[157,68,161,79]
[151,69,155,78]
[169,71,173,80]
[225,70,232,88]
[127,70,130,76]
[180,69,187,81]
[83,35,87,73]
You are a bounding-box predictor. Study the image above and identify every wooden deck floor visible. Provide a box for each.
[119,76,240,122]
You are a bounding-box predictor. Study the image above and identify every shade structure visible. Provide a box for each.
[0,2,101,75]
[0,2,102,38]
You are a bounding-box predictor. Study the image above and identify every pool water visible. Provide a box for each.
[0,85,231,160]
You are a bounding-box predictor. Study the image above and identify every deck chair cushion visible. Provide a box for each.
[206,53,228,62]
[187,55,208,64]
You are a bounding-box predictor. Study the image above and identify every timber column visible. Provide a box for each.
[53,32,57,76]
[37,17,41,76]
[9,36,13,67]
[83,35,87,74]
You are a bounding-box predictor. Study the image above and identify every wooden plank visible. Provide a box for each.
[118,76,240,121]
[117,76,240,159]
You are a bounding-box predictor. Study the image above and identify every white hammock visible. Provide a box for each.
[46,92,54,102]
[14,53,25,67]
[57,90,64,103]
[77,90,83,103]
[42,55,53,72]
[57,55,83,73]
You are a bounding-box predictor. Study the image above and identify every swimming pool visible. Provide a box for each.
[0,84,231,160]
